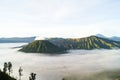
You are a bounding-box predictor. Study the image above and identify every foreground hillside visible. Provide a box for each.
[0,71,16,80]
[20,40,66,53]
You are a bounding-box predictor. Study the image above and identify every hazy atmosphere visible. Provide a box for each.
[0,0,120,38]
[0,0,120,80]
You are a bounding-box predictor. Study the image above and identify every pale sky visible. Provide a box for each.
[0,0,120,38]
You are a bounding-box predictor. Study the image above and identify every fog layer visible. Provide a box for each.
[0,43,120,80]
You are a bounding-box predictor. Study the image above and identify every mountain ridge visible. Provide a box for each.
[0,37,35,43]
[48,36,120,50]
[95,34,120,41]
[20,36,120,53]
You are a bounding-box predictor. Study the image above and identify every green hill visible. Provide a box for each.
[20,40,66,53]
[0,71,16,80]
[48,36,120,49]
[20,36,120,53]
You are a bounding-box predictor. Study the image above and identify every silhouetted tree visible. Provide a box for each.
[3,62,7,73]
[8,62,12,75]
[62,78,65,80]
[29,73,36,80]
[29,77,32,80]
[18,67,23,80]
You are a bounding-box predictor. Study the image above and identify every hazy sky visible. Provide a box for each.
[0,0,120,38]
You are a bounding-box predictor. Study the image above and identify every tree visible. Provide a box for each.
[18,67,23,80]
[3,62,7,73]
[29,73,36,80]
[8,62,12,75]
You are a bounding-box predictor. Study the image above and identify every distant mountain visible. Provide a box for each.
[0,71,16,80]
[110,36,120,41]
[95,34,120,41]
[20,40,66,53]
[20,36,120,53]
[0,37,35,43]
[95,34,106,38]
[48,36,120,49]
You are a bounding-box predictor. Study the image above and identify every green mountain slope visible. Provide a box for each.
[0,71,16,80]
[20,36,120,53]
[20,40,66,53]
[49,36,120,49]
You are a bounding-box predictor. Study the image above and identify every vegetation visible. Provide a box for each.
[0,62,37,80]
[49,36,120,50]
[20,40,66,53]
[0,62,15,80]
[29,73,36,80]
[20,36,120,53]
[18,67,23,80]
[0,71,16,80]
